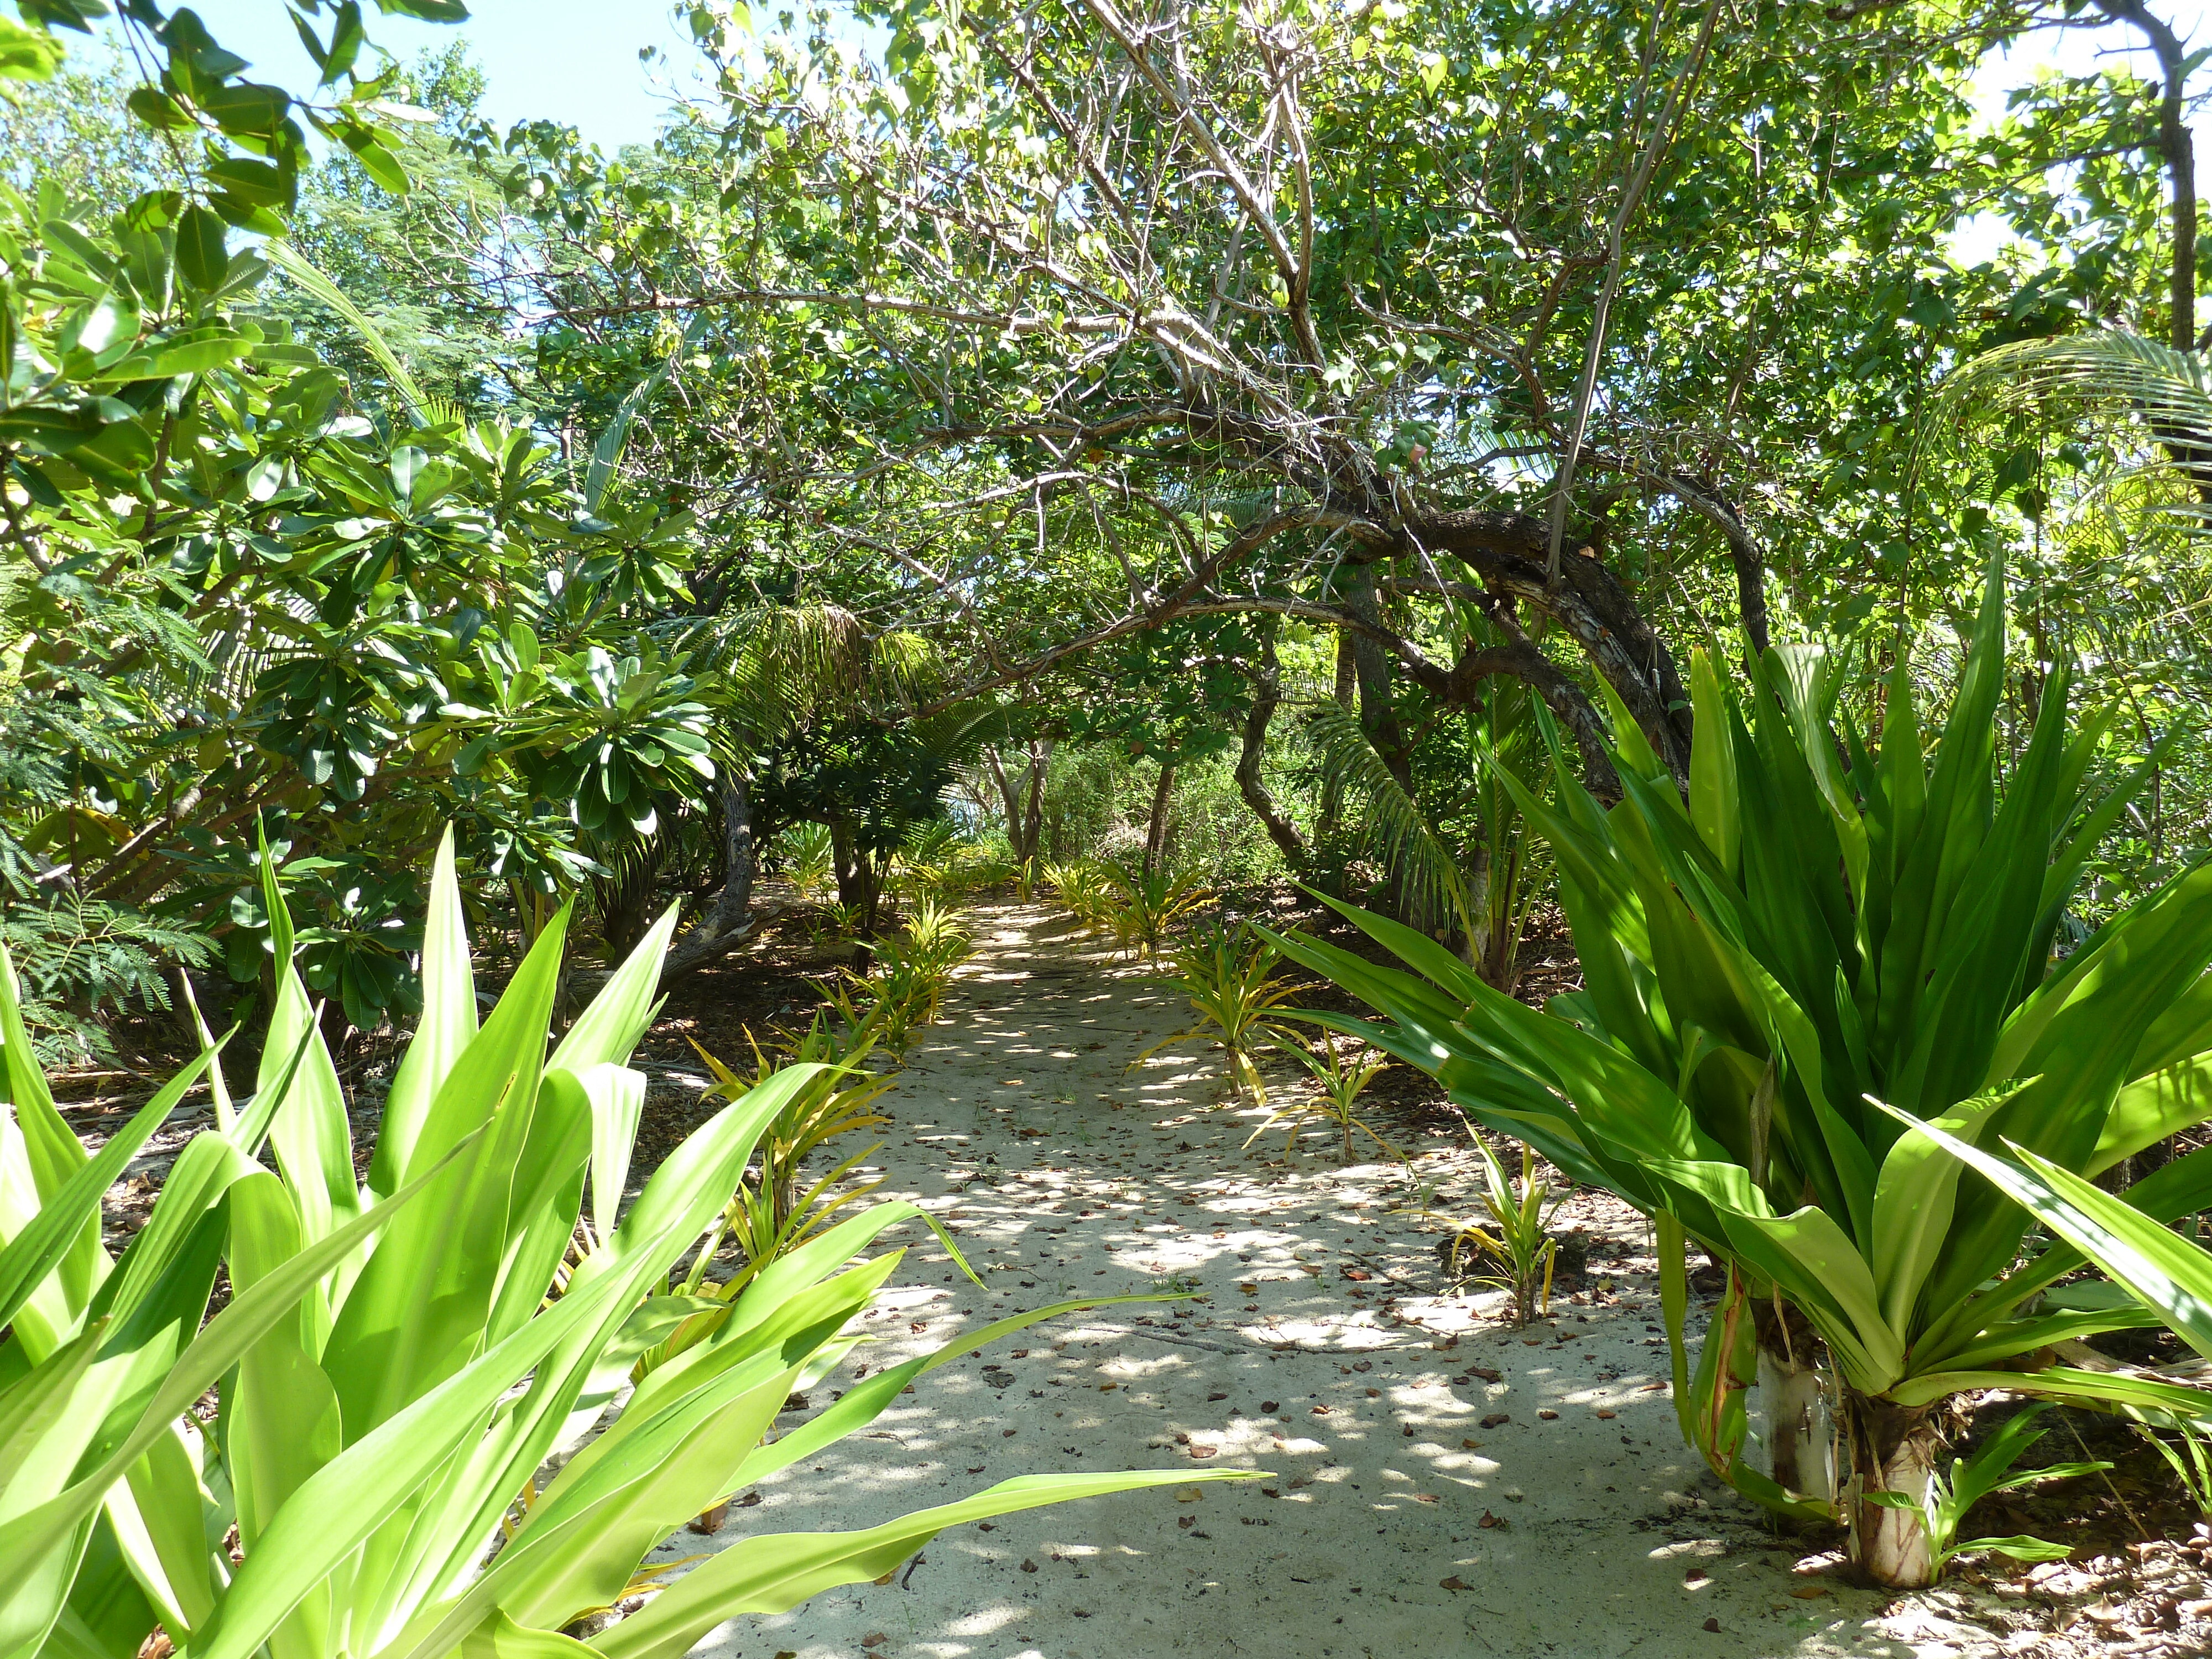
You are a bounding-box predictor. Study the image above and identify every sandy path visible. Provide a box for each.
[651,903,1975,1659]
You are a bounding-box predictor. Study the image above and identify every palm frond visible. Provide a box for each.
[1943,332,2212,525]
[1944,331,2212,439]
[1303,702,1473,940]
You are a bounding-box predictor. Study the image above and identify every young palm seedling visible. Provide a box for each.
[1430,1134,1567,1326]
[1859,1405,2108,1584]
[1129,920,1302,1104]
[1104,860,1213,963]
[1246,1032,1399,1164]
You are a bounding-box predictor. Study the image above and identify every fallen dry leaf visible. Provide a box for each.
[1441,1575,1470,1591]
[1481,1412,1510,1427]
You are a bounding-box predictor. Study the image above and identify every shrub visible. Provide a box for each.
[1267,562,2212,1585]
[0,833,1251,1652]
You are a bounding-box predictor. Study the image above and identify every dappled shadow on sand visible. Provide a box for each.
[640,904,2004,1659]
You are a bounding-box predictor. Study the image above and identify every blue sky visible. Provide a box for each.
[132,1,714,152]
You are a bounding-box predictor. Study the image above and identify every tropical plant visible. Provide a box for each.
[868,899,974,1045]
[1244,1032,1396,1165]
[1131,921,1303,1104]
[1431,1135,1564,1327]
[691,1015,894,1245]
[778,822,838,899]
[2134,1414,2212,1518]
[1044,860,1117,936]
[0,832,1254,1656]
[1103,861,1213,964]
[1265,561,2212,1585]
[1858,1405,2108,1583]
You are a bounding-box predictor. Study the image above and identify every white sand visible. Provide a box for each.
[648,903,2018,1659]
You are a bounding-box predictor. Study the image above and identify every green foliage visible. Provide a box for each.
[1859,1406,2109,1582]
[1267,562,2212,1577]
[0,833,1251,1655]
[777,821,836,899]
[1250,1033,1396,1165]
[1428,1136,1562,1328]
[1103,861,1213,965]
[1133,921,1302,1105]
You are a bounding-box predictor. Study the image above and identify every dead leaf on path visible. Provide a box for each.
[1480,1412,1510,1427]
[1000,1079,1025,1086]
[862,1636,888,1650]
[1311,1404,1331,1415]
[1175,1486,1205,1502]
[1414,1493,1439,1504]
[1461,1439,1483,1451]
[1789,1585,1829,1600]
[1595,1409,1616,1419]
[1191,1446,1219,1459]
[1537,1409,1559,1420]
[1441,1575,1470,1591]
[1641,1380,1669,1392]
[1468,1366,1501,1382]
[1020,1559,1039,1573]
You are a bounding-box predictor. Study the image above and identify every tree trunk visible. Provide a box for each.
[1345,564,1415,790]
[1236,624,1307,872]
[1844,1394,1942,1588]
[1142,761,1176,876]
[1751,1297,1833,1508]
[1019,740,1050,862]
[984,748,1023,849]
[985,742,1052,862]
[659,771,774,983]
[1313,630,1357,865]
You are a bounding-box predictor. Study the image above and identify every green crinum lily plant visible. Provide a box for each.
[0,832,1250,1659]
[1264,561,2212,1588]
